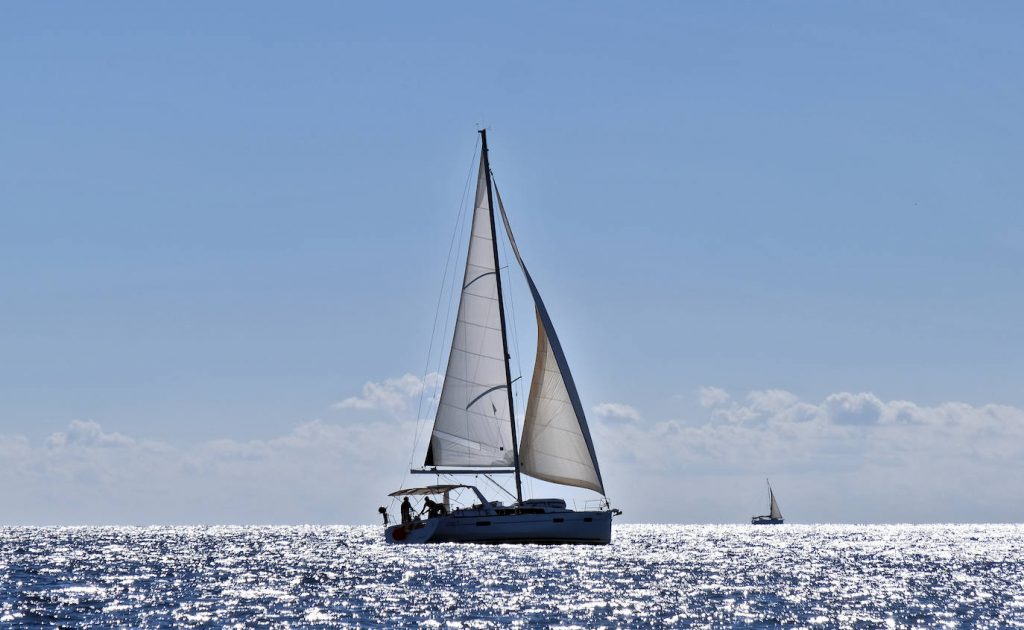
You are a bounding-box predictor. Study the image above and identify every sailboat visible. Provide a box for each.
[751,479,784,525]
[383,130,619,544]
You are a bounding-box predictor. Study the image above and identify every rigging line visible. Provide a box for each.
[484,474,518,502]
[438,154,476,465]
[405,137,480,481]
[478,472,505,504]
[409,145,476,467]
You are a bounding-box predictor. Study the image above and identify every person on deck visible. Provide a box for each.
[421,497,446,518]
[400,497,413,524]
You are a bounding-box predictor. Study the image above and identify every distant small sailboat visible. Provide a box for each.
[751,479,784,525]
[382,130,618,545]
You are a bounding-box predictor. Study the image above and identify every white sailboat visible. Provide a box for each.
[751,479,784,525]
[384,130,619,544]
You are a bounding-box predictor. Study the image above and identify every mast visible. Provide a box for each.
[480,129,524,505]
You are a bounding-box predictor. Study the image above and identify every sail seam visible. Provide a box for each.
[451,320,503,334]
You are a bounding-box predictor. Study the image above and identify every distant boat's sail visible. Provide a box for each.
[495,188,605,494]
[424,153,515,468]
[769,487,782,520]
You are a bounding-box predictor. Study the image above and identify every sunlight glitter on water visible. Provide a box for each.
[0,524,1022,627]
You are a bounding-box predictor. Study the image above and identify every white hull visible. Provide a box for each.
[386,509,612,545]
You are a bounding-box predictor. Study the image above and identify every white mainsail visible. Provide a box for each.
[425,153,515,468]
[495,188,605,494]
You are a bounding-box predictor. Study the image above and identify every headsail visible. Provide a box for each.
[769,485,782,520]
[495,187,605,495]
[424,152,515,468]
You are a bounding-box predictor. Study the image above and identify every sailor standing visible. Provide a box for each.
[400,497,413,524]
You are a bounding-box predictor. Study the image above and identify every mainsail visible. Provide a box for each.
[495,188,605,495]
[424,152,515,468]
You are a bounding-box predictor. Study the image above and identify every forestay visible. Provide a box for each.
[495,188,605,495]
[424,153,515,468]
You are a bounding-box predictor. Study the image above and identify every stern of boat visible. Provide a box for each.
[385,518,442,544]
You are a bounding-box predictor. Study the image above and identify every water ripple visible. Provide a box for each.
[1,524,1022,627]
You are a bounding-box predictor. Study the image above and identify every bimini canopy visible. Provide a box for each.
[388,485,467,497]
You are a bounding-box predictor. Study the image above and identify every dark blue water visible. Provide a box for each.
[1,524,1021,627]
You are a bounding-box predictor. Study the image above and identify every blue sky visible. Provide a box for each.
[2,3,1022,524]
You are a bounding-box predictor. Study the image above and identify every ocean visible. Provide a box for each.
[1,524,1021,627]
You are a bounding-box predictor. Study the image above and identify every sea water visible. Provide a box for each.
[1,524,1022,627]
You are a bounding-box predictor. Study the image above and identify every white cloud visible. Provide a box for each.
[3,376,1023,525]
[698,386,730,408]
[597,388,1024,523]
[46,419,137,449]
[592,402,641,422]
[0,372,452,525]
[333,372,442,417]
[822,392,886,425]
[747,389,801,414]
[0,412,418,525]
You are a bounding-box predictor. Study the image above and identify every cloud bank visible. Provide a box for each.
[334,372,442,416]
[597,387,1024,523]
[2,375,1022,524]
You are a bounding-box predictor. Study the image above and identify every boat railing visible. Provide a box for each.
[579,498,607,512]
